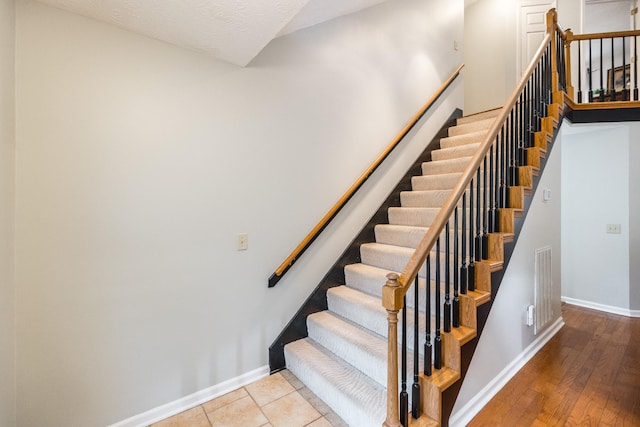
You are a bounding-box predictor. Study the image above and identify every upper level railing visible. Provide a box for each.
[556,19,640,104]
[268,64,464,288]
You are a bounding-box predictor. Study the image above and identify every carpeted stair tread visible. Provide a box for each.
[431,143,481,161]
[448,117,496,136]
[400,190,452,208]
[360,242,423,277]
[421,157,472,175]
[374,224,472,249]
[284,338,386,427]
[359,243,452,280]
[340,265,448,313]
[439,130,486,149]
[456,108,501,125]
[411,172,462,191]
[326,285,430,349]
[307,311,422,389]
[388,207,440,227]
[374,224,427,248]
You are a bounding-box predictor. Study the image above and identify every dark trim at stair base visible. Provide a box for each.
[440,115,560,426]
[566,107,640,123]
[269,109,463,373]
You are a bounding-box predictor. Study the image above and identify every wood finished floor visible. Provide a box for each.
[469,303,640,426]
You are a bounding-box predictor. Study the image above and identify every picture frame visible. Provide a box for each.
[607,64,631,92]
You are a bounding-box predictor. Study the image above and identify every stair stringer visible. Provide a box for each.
[268,109,463,373]
[434,105,563,426]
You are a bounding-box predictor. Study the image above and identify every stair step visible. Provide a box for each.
[327,285,431,349]
[284,338,386,427]
[360,243,423,277]
[411,172,462,191]
[448,117,496,136]
[375,224,427,248]
[400,190,452,208]
[431,143,481,161]
[307,311,422,388]
[359,243,452,280]
[388,207,440,227]
[375,223,477,250]
[456,108,501,125]
[439,130,487,149]
[341,264,451,313]
[421,157,472,175]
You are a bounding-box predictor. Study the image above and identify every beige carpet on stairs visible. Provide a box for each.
[284,108,500,427]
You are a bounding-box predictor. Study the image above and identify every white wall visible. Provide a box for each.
[463,0,518,114]
[14,0,463,425]
[557,0,583,98]
[450,125,563,424]
[561,123,632,312]
[0,0,15,426]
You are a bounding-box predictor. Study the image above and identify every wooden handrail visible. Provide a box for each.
[568,29,640,41]
[383,35,553,310]
[383,10,558,426]
[268,64,465,287]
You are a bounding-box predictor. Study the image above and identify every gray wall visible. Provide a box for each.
[14,0,464,425]
[561,123,634,313]
[0,0,15,426]
[629,123,640,310]
[464,0,517,114]
[451,121,563,425]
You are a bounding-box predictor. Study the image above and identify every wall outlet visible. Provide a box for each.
[237,233,248,250]
[526,305,535,327]
[606,224,621,234]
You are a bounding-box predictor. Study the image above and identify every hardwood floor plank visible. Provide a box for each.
[468,304,640,427]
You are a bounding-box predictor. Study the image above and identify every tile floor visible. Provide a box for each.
[151,370,348,427]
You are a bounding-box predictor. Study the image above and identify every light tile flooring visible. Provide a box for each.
[151,370,348,427]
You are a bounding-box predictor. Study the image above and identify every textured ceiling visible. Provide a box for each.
[35,0,394,66]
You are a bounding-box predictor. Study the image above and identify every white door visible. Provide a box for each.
[519,1,557,76]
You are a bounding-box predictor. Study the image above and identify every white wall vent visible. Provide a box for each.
[534,246,553,335]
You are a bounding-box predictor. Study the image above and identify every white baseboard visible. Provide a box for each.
[449,317,565,427]
[562,296,640,318]
[108,365,270,427]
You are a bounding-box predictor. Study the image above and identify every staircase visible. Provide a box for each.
[282,109,503,427]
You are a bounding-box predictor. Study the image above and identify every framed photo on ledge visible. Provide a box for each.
[607,64,631,92]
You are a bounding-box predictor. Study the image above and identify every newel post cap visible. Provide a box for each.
[382,272,404,311]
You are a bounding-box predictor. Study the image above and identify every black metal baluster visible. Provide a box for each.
[633,36,638,101]
[453,206,460,328]
[460,193,468,295]
[434,238,442,369]
[474,168,482,262]
[468,179,475,292]
[400,296,408,427]
[578,39,583,102]
[444,221,451,333]
[589,39,593,102]
[489,140,496,233]
[623,37,628,100]
[412,275,420,419]
[635,35,639,101]
[600,39,604,102]
[482,155,488,260]
[611,38,616,101]
[424,256,432,377]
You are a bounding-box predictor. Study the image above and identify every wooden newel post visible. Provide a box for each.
[382,273,402,427]
[547,8,559,94]
[564,29,575,100]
